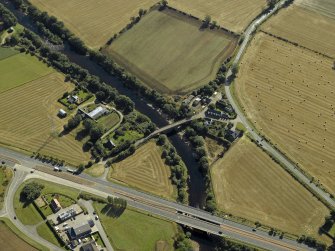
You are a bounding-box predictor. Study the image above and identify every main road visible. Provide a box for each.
[224,0,335,209]
[0,146,313,251]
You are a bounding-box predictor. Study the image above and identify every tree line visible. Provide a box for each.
[157,134,188,203]
[0,3,17,29]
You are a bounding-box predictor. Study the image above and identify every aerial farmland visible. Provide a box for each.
[262,0,335,57]
[235,32,335,195]
[28,0,158,48]
[0,50,90,165]
[109,141,176,200]
[211,137,329,239]
[169,0,268,33]
[104,8,237,94]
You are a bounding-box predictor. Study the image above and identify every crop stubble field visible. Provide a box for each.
[0,221,38,251]
[235,32,335,195]
[109,141,175,200]
[0,53,90,165]
[29,0,158,49]
[262,0,335,58]
[104,8,237,94]
[211,137,329,237]
[169,0,267,33]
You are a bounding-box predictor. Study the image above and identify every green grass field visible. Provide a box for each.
[36,223,61,247]
[94,202,177,251]
[0,52,53,93]
[97,111,120,131]
[0,47,18,61]
[14,179,80,225]
[105,9,237,94]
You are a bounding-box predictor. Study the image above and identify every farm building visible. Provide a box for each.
[68,222,93,240]
[182,95,195,105]
[80,242,99,251]
[67,95,79,104]
[50,198,62,213]
[205,109,228,120]
[87,106,108,120]
[58,109,67,118]
[58,208,76,222]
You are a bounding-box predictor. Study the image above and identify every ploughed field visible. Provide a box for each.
[0,51,90,165]
[109,141,176,200]
[235,32,335,195]
[262,0,335,58]
[211,136,329,238]
[169,0,267,33]
[104,8,237,94]
[29,0,158,49]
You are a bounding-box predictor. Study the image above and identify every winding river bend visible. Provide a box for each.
[1,0,206,208]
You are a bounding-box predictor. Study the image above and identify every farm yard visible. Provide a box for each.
[29,0,158,49]
[109,141,176,200]
[169,0,268,33]
[211,136,329,238]
[104,8,237,94]
[234,32,335,195]
[0,52,90,165]
[262,0,335,58]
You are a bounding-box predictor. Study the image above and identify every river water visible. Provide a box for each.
[0,0,206,208]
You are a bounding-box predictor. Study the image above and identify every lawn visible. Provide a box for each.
[235,32,335,195]
[0,52,53,93]
[0,61,91,165]
[0,47,18,61]
[109,141,176,200]
[109,130,143,145]
[169,0,267,33]
[104,8,237,94]
[36,223,61,247]
[29,0,158,48]
[14,179,80,225]
[93,203,177,251]
[0,166,12,209]
[97,111,120,131]
[0,219,40,251]
[211,136,329,239]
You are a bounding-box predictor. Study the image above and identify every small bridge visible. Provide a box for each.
[134,112,204,147]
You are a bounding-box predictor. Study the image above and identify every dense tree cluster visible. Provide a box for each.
[212,236,257,251]
[21,182,44,202]
[174,232,193,251]
[158,135,188,203]
[183,121,218,212]
[0,3,17,29]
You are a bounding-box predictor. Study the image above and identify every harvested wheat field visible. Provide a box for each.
[105,8,237,94]
[0,72,90,165]
[262,0,335,58]
[29,0,158,48]
[235,32,335,195]
[169,0,267,33]
[109,141,175,200]
[212,136,329,237]
[0,221,38,251]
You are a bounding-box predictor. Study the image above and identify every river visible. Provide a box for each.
[0,0,206,208]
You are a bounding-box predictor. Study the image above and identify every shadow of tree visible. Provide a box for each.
[101,204,126,218]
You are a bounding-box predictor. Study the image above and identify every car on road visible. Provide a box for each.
[95,215,99,220]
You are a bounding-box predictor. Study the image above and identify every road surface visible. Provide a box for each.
[0,148,313,251]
